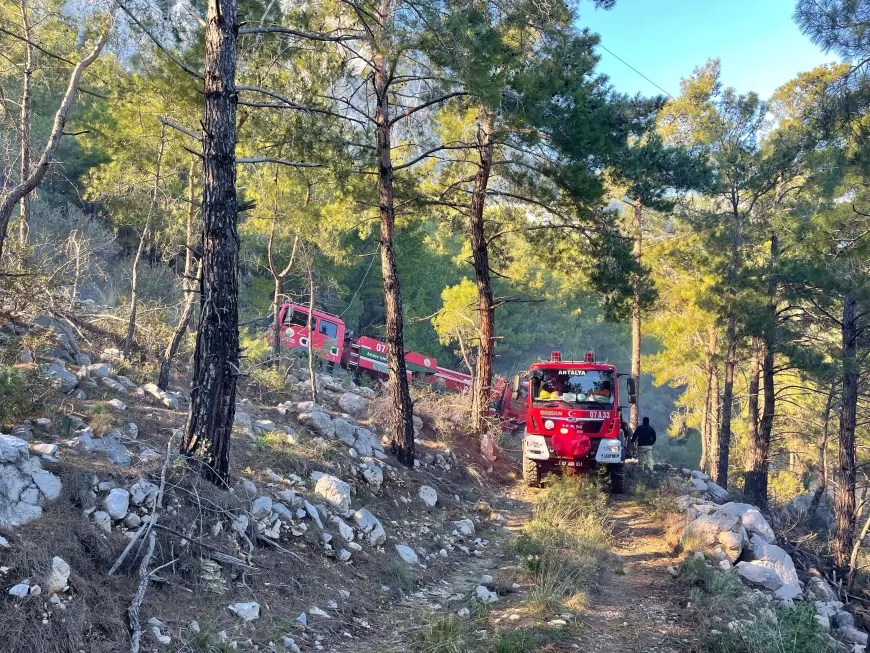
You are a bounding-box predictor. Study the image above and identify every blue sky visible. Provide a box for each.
[580,0,840,100]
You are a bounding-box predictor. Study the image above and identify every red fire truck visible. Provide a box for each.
[269,302,472,390]
[513,351,635,493]
[490,377,529,435]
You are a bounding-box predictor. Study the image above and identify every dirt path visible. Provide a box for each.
[574,495,698,653]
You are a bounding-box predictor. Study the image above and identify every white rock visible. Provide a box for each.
[31,469,62,501]
[338,549,352,562]
[282,636,302,653]
[706,481,731,502]
[124,513,142,528]
[454,519,475,537]
[689,477,709,492]
[395,544,419,565]
[228,601,260,622]
[296,612,308,626]
[338,392,367,416]
[304,501,324,529]
[418,485,438,507]
[0,536,8,548]
[474,585,498,604]
[716,502,776,543]
[130,479,159,507]
[736,562,785,590]
[47,557,70,593]
[104,488,130,520]
[107,398,127,411]
[333,419,357,447]
[309,606,331,619]
[100,376,128,395]
[8,583,29,597]
[353,508,386,546]
[837,627,869,646]
[314,475,351,512]
[691,470,710,481]
[480,574,493,585]
[333,518,354,542]
[29,443,58,456]
[457,607,470,618]
[87,363,111,377]
[361,461,383,490]
[298,411,334,438]
[93,511,111,533]
[251,496,273,520]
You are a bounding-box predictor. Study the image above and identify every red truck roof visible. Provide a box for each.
[530,361,617,372]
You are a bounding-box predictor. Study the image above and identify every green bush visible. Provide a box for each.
[413,617,474,653]
[0,364,49,426]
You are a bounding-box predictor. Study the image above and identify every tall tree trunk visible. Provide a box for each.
[157,162,199,391]
[700,329,718,475]
[18,1,33,261]
[710,363,722,482]
[630,198,643,431]
[270,232,298,364]
[179,0,239,486]
[305,251,318,404]
[0,3,115,261]
[809,383,836,520]
[747,233,780,508]
[833,292,858,571]
[124,125,165,359]
[717,208,744,489]
[469,112,495,449]
[372,7,414,467]
[744,338,766,506]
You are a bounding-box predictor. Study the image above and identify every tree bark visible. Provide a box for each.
[469,112,495,446]
[269,225,298,364]
[630,199,643,431]
[124,125,165,359]
[833,292,858,571]
[744,337,766,506]
[809,383,836,520]
[0,3,116,262]
[717,207,744,489]
[372,5,414,466]
[700,328,718,475]
[157,162,199,391]
[18,0,33,260]
[710,363,722,482]
[179,0,239,486]
[305,250,318,404]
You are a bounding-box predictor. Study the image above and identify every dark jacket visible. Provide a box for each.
[633,423,657,447]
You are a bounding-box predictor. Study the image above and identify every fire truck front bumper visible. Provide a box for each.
[523,434,550,460]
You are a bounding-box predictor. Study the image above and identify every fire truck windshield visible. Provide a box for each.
[531,369,615,407]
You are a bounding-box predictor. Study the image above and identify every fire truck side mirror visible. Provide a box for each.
[511,375,521,400]
[626,377,637,405]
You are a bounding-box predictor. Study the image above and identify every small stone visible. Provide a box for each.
[47,557,70,593]
[189,621,201,634]
[395,544,419,565]
[454,519,475,537]
[8,583,29,597]
[93,511,111,533]
[282,636,302,653]
[474,585,498,604]
[296,612,308,626]
[107,398,126,411]
[418,485,438,507]
[309,606,331,619]
[480,574,493,585]
[457,607,470,618]
[29,584,41,595]
[251,496,273,520]
[227,601,260,622]
[104,488,130,520]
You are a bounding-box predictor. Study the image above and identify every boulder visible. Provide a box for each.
[706,481,731,503]
[299,411,334,438]
[716,502,775,543]
[227,602,260,622]
[141,383,180,410]
[395,544,419,565]
[87,363,111,378]
[41,364,78,393]
[474,585,498,604]
[0,435,29,463]
[304,501,324,529]
[74,434,131,466]
[31,469,62,501]
[130,479,159,507]
[93,511,111,533]
[454,519,475,537]
[716,531,744,564]
[29,443,58,457]
[689,477,708,492]
[333,419,358,447]
[837,627,869,646]
[746,535,799,586]
[100,377,128,395]
[314,474,351,512]
[47,557,70,593]
[338,392,367,416]
[736,561,784,590]
[419,485,438,507]
[106,398,126,411]
[333,517,354,542]
[360,461,383,490]
[104,488,130,520]
[353,508,386,546]
[251,496,273,520]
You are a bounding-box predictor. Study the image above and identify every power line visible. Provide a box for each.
[597,43,675,99]
[339,251,377,318]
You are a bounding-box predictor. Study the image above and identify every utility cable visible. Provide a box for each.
[597,43,675,99]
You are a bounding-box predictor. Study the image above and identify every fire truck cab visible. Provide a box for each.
[515,351,636,493]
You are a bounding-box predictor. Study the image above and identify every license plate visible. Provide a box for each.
[559,461,576,467]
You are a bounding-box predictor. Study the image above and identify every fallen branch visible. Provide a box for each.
[127,440,172,653]
[152,523,257,569]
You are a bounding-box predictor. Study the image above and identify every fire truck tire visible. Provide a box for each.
[609,463,626,494]
[522,451,542,487]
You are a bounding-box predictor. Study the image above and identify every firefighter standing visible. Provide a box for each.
[633,417,657,471]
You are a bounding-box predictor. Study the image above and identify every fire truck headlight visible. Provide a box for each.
[602,443,621,452]
[559,427,569,434]
[544,419,555,430]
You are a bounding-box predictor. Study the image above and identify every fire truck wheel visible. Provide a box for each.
[609,463,626,494]
[522,451,542,487]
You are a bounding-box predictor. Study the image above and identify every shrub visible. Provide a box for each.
[0,364,50,427]
[413,617,474,653]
